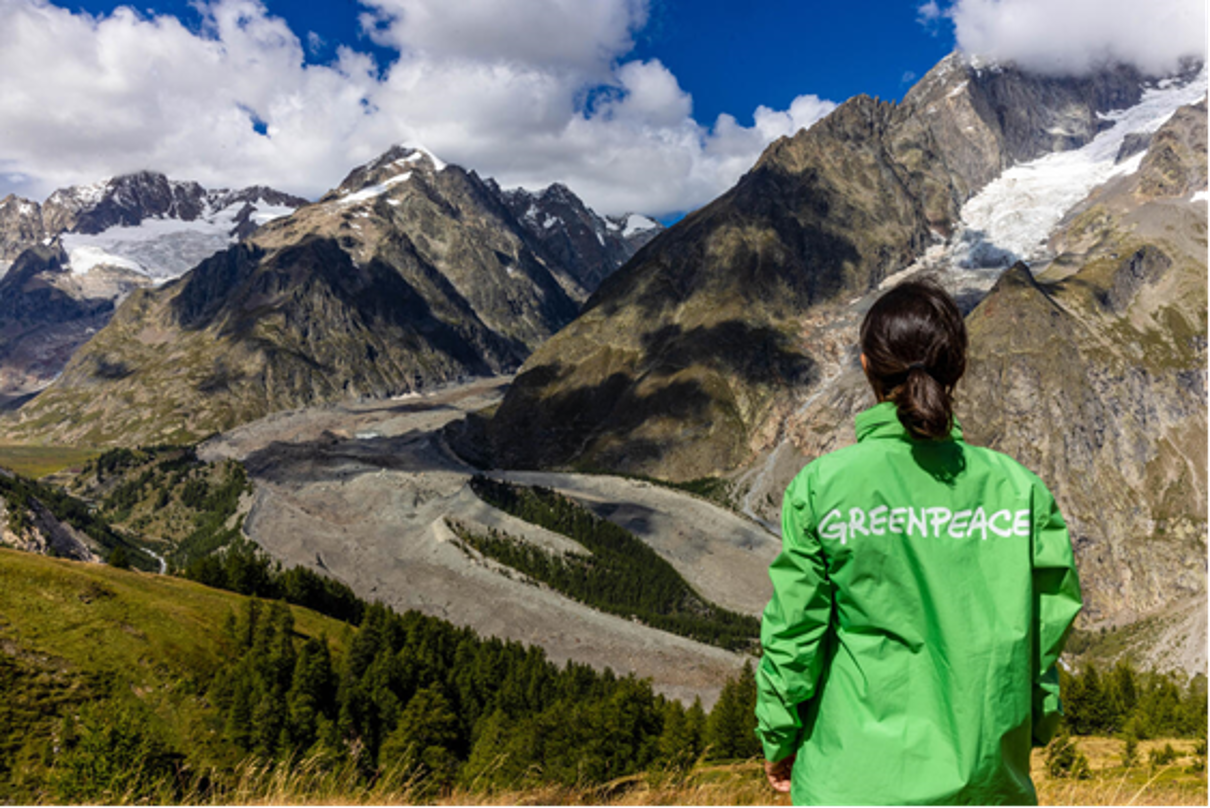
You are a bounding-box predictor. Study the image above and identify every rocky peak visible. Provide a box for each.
[0,194,47,264]
[1136,97,1208,198]
[325,145,447,202]
[499,182,659,293]
[210,185,309,211]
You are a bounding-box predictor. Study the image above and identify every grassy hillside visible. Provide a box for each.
[0,444,100,478]
[0,548,351,802]
[0,548,1205,805]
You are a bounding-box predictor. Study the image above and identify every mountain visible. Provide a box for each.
[1,173,307,276]
[479,53,1207,667]
[496,180,662,291]
[0,174,308,403]
[7,146,654,444]
[0,243,117,406]
[483,53,1164,477]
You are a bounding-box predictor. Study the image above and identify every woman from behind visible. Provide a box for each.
[755,278,1082,805]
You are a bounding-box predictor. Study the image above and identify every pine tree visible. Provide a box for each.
[380,686,460,795]
[706,666,759,760]
[1121,732,1139,768]
[658,700,700,769]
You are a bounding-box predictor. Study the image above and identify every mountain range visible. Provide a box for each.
[4,147,660,443]
[0,50,1204,678]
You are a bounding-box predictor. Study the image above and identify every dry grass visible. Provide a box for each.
[168,738,1204,806]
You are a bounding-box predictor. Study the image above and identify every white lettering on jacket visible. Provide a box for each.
[815,506,1031,542]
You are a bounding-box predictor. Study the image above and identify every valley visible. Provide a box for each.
[196,376,778,707]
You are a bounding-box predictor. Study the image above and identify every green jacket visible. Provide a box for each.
[755,402,1082,805]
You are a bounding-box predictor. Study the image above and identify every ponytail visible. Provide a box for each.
[859,279,967,440]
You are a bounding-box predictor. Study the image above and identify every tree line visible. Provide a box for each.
[1060,660,1206,740]
[202,594,763,797]
[466,475,759,651]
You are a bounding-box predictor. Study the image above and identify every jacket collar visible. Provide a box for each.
[854,401,964,443]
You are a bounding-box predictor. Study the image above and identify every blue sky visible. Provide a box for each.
[630,1,955,121]
[1,1,1203,216]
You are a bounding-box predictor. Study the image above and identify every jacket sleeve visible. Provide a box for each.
[1030,481,1082,746]
[754,476,833,762]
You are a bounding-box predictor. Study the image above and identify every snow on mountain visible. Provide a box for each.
[60,194,297,280]
[953,67,1208,270]
[326,144,446,208]
[620,213,660,238]
[337,172,413,206]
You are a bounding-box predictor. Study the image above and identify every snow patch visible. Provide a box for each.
[954,67,1208,269]
[248,204,295,225]
[339,172,412,205]
[622,213,659,237]
[1191,190,1209,203]
[60,197,300,280]
[62,243,146,275]
[399,143,447,171]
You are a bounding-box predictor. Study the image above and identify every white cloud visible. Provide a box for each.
[941,0,1206,76]
[917,1,942,22]
[359,0,648,73]
[0,0,835,217]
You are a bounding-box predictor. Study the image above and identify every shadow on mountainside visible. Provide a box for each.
[241,429,468,485]
[487,319,817,473]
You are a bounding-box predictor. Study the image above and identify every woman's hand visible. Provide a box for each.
[764,754,795,792]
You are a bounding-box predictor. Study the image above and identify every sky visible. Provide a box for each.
[0,0,1205,219]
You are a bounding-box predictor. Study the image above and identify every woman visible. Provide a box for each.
[755,279,1081,805]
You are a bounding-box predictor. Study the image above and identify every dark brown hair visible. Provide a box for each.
[859,278,967,440]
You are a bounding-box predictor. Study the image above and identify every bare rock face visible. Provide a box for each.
[0,243,117,405]
[8,147,642,445]
[0,474,98,563]
[0,195,46,264]
[497,181,662,292]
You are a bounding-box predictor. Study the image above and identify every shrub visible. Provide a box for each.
[1045,731,1090,779]
[49,700,181,803]
[1149,742,1178,767]
[1120,733,1139,768]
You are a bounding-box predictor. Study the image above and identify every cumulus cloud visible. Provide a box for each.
[0,0,836,217]
[939,0,1206,76]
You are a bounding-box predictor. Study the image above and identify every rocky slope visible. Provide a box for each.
[0,244,118,407]
[0,472,99,562]
[497,181,661,291]
[484,53,1158,479]
[7,147,651,445]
